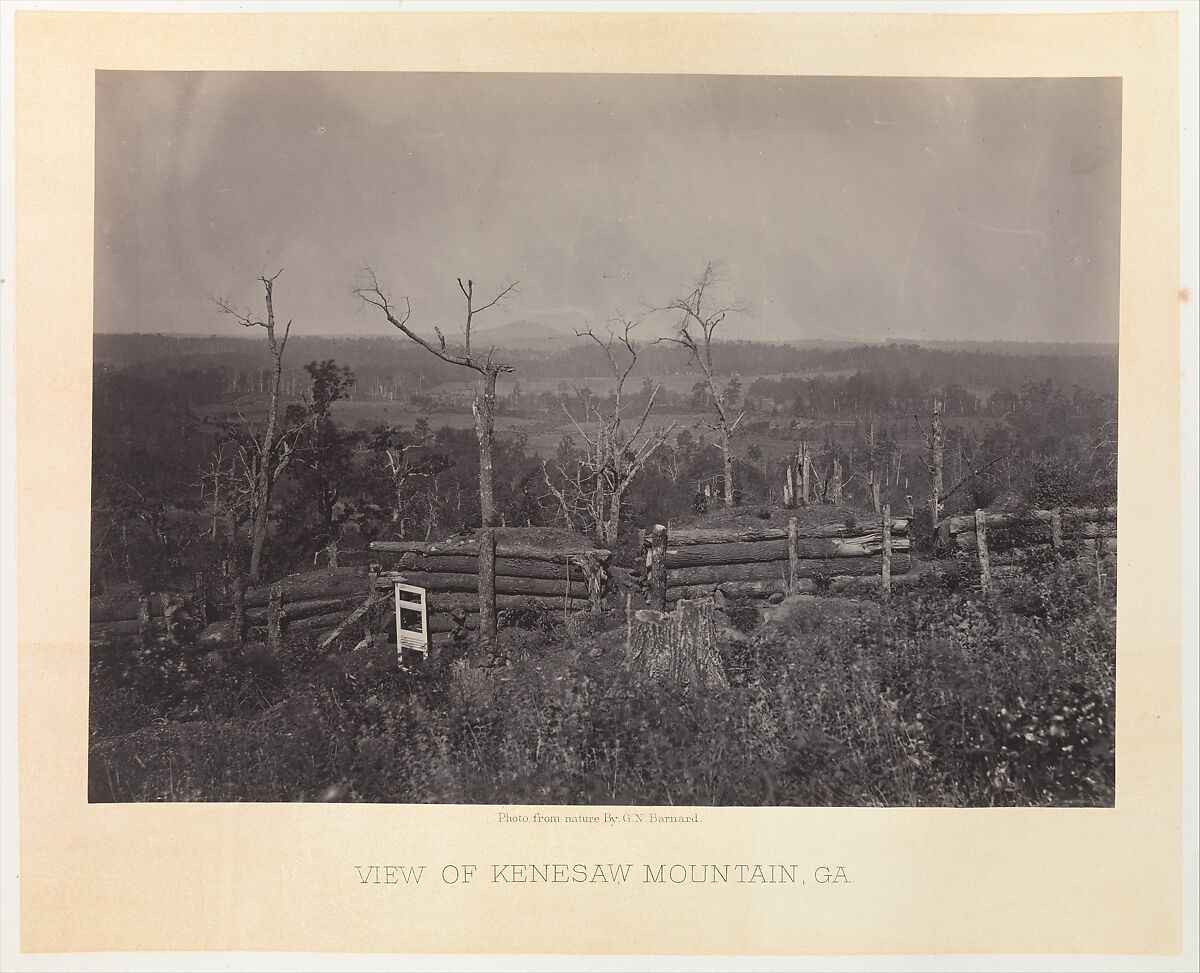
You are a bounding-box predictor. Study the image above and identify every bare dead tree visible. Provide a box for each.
[354,269,517,529]
[866,417,882,514]
[915,397,945,529]
[545,315,677,546]
[195,444,229,543]
[213,270,296,583]
[368,426,451,538]
[659,263,746,507]
[917,398,1014,533]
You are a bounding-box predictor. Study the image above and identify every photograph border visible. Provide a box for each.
[8,3,1190,960]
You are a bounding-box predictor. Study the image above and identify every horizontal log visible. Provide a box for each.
[827,574,924,595]
[955,524,1115,550]
[428,613,478,635]
[423,592,578,612]
[245,570,369,608]
[370,539,608,565]
[378,570,589,600]
[246,597,362,625]
[668,579,796,602]
[667,555,911,587]
[665,534,909,568]
[664,519,908,546]
[89,592,199,623]
[390,552,585,581]
[943,507,1116,534]
[287,609,355,634]
[90,618,156,638]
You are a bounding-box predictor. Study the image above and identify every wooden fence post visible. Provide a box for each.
[267,584,283,654]
[831,458,843,504]
[578,554,604,617]
[1050,507,1063,552]
[193,572,208,626]
[649,524,668,612]
[881,503,892,597]
[784,465,795,508]
[799,443,811,505]
[232,575,248,645]
[975,508,991,594]
[625,593,633,650]
[137,594,152,652]
[787,517,799,596]
[478,528,498,648]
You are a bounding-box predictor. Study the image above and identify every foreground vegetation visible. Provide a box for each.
[89,548,1114,807]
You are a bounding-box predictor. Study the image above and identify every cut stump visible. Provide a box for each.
[626,597,726,691]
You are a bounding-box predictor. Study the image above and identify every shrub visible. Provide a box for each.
[89,564,1114,808]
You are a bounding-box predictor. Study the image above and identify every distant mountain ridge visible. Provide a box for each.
[466,319,583,350]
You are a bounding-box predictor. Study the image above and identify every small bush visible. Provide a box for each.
[89,560,1114,807]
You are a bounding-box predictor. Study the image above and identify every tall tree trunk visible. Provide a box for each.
[245,280,285,584]
[475,369,499,528]
[930,398,944,530]
[603,488,624,550]
[478,527,497,648]
[721,426,735,507]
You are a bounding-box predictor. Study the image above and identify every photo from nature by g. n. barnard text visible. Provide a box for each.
[89,72,1119,806]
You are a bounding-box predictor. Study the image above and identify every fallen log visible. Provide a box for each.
[668,579,797,602]
[954,523,1114,550]
[90,618,159,638]
[422,592,575,613]
[667,555,910,587]
[664,534,909,568]
[428,612,479,635]
[943,507,1116,534]
[387,552,585,581]
[245,597,361,625]
[380,570,589,600]
[89,593,196,624]
[664,519,908,546]
[827,574,926,596]
[370,539,609,565]
[287,609,354,634]
[245,570,368,608]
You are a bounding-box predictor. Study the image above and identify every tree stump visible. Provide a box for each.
[626,597,726,690]
[975,508,992,595]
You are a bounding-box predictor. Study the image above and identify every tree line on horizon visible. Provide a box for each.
[91,264,1118,647]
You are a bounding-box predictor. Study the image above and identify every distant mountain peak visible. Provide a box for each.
[460,318,581,350]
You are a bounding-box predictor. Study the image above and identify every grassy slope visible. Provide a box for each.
[89,551,1114,807]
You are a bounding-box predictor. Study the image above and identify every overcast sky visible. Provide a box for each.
[94,72,1120,343]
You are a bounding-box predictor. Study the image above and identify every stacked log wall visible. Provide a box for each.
[369,539,609,645]
[942,507,1117,556]
[656,517,911,605]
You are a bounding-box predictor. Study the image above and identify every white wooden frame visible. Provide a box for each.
[393,581,429,658]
